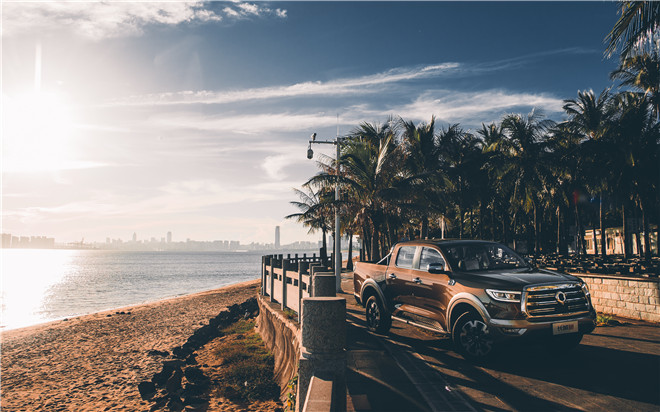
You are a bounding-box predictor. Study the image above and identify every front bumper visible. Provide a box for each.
[487,310,597,339]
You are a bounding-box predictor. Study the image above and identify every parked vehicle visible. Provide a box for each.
[353,239,597,360]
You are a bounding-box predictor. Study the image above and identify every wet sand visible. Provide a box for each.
[0,279,262,411]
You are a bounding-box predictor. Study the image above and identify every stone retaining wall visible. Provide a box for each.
[255,295,301,394]
[575,274,660,323]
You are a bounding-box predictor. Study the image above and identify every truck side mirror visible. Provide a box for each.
[427,263,447,274]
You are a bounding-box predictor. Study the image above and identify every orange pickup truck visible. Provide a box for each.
[353,239,597,360]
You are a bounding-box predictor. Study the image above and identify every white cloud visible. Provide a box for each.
[2,1,286,40]
[107,63,463,107]
[395,90,564,125]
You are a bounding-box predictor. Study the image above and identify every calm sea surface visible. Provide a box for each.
[0,249,279,330]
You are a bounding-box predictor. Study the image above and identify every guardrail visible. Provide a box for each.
[259,253,346,412]
[262,253,331,314]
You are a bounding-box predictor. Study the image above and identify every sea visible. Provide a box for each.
[0,249,298,331]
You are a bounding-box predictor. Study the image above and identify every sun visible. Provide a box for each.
[2,91,79,173]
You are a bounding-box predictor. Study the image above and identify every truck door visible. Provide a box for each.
[385,245,416,311]
[408,246,451,330]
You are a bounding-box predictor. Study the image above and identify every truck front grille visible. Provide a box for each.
[523,283,590,320]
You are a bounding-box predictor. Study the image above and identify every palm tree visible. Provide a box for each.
[563,89,615,256]
[605,1,660,59]
[285,185,333,265]
[493,110,555,255]
[608,92,659,258]
[610,50,660,119]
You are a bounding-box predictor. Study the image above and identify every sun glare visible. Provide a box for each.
[2,92,79,173]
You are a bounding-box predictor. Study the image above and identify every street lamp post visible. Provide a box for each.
[307,133,343,292]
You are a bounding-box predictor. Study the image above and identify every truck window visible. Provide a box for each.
[419,247,445,271]
[395,246,416,269]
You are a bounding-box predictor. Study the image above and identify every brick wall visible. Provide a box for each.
[574,274,659,323]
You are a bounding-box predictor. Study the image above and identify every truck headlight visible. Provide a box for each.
[486,289,521,302]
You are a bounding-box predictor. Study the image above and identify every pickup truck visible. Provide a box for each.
[353,239,597,360]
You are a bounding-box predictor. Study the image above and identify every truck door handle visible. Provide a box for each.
[388,273,397,279]
[413,277,422,284]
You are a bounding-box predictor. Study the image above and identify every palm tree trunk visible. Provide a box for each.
[634,204,643,257]
[600,192,607,257]
[371,226,381,263]
[641,202,651,260]
[321,229,328,266]
[421,215,429,239]
[575,201,584,255]
[533,201,539,256]
[623,202,631,258]
[346,232,354,270]
[591,221,598,256]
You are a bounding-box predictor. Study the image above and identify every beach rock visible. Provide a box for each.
[165,367,183,394]
[184,353,197,365]
[181,382,207,398]
[153,361,183,387]
[148,349,170,357]
[183,367,207,384]
[137,381,156,400]
[182,395,207,406]
[166,395,184,411]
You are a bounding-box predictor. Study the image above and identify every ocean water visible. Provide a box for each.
[0,249,275,330]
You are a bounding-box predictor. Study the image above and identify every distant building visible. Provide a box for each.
[275,226,281,248]
[132,232,137,242]
[167,231,172,243]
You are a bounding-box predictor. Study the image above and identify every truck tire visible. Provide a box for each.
[452,311,495,361]
[365,295,391,334]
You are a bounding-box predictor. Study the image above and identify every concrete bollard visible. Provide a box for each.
[297,297,346,412]
[312,272,336,297]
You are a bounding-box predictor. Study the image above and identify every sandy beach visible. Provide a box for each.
[0,279,263,411]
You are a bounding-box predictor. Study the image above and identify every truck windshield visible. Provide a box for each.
[439,243,528,272]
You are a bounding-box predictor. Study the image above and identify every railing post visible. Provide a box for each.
[269,254,276,303]
[282,258,289,311]
[298,261,309,313]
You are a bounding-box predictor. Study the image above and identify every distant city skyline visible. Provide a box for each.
[2,2,619,244]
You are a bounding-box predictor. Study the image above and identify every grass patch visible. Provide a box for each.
[596,313,620,326]
[213,319,280,402]
[283,308,298,320]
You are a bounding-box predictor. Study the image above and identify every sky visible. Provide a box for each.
[2,1,621,245]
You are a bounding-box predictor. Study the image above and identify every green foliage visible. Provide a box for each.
[286,375,298,411]
[214,319,280,402]
[283,308,298,320]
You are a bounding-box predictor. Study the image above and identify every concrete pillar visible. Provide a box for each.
[298,261,310,307]
[297,297,346,412]
[312,272,336,297]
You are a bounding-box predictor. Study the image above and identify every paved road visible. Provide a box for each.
[341,274,660,412]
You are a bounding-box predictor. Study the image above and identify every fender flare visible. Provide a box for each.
[359,278,390,313]
[447,292,491,331]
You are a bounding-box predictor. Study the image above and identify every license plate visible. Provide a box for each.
[553,321,578,335]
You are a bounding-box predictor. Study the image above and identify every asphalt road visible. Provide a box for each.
[341,274,660,412]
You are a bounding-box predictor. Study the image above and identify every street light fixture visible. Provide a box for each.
[307,132,343,292]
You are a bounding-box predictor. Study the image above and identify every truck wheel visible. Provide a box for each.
[452,311,494,360]
[545,333,583,354]
[365,295,391,334]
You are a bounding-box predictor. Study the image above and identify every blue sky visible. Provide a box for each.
[2,1,620,245]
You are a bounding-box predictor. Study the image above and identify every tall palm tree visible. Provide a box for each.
[285,185,333,264]
[563,89,615,256]
[610,50,660,119]
[605,1,660,59]
[494,110,555,255]
[608,92,659,258]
